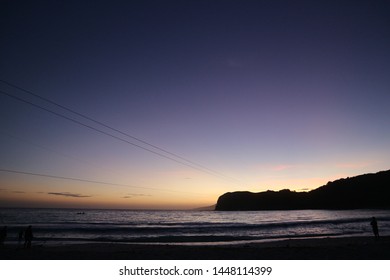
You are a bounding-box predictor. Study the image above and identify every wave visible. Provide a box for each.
[30,231,368,245]
[3,209,390,245]
[11,215,390,232]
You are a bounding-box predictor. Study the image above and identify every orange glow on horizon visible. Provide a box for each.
[0,187,218,210]
[1,167,386,209]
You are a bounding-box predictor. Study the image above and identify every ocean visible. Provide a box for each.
[1,208,389,246]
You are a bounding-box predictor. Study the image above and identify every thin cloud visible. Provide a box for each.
[48,192,92,198]
[12,191,25,194]
[121,193,151,199]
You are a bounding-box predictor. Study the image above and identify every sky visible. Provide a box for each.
[1,0,390,209]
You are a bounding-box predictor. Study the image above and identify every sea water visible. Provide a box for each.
[1,208,389,245]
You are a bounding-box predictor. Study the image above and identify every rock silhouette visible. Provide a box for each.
[215,170,390,211]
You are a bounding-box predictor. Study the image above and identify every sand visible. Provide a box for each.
[1,236,389,260]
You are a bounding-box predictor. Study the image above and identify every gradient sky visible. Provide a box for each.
[1,0,390,209]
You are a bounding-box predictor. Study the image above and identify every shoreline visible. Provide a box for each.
[1,235,389,260]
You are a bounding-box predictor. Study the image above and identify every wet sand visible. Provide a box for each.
[1,236,389,260]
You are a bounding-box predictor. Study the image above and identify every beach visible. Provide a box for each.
[1,236,389,260]
[2,209,390,260]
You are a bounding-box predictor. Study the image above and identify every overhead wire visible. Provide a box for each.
[0,89,217,176]
[0,81,243,185]
[0,168,205,195]
[0,79,231,180]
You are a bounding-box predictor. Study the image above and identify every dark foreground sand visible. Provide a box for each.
[1,236,389,260]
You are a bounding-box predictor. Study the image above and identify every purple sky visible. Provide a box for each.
[1,0,390,209]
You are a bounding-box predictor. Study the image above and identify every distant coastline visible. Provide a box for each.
[216,170,390,211]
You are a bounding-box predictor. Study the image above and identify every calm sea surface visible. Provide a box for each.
[1,208,389,245]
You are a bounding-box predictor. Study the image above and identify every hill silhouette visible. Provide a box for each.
[215,170,390,211]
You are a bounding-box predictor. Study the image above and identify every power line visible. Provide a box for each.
[0,168,204,195]
[0,79,219,175]
[0,89,218,177]
[0,80,243,184]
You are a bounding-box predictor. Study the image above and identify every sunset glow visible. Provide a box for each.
[1,0,389,209]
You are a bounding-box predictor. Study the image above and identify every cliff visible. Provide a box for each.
[215,170,390,211]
